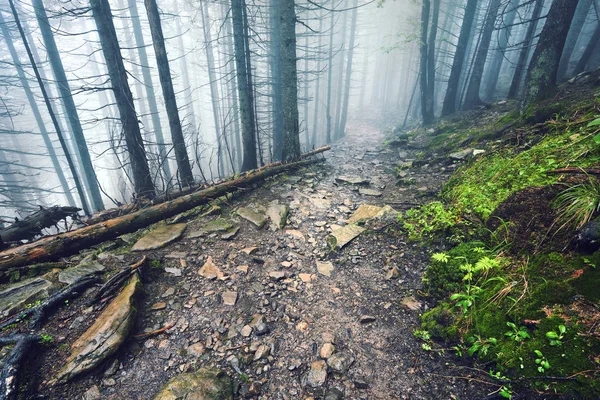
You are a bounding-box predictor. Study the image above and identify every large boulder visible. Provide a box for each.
[55,274,141,383]
[153,368,233,400]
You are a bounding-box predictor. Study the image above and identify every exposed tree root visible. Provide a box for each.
[88,256,146,305]
[0,334,41,400]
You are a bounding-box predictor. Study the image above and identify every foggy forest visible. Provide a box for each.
[0,0,599,398]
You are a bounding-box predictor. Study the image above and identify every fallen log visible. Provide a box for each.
[0,206,81,246]
[0,334,41,400]
[0,150,329,270]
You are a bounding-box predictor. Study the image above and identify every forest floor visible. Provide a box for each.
[16,121,497,399]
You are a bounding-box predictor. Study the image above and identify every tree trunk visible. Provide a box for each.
[557,0,593,81]
[0,11,76,209]
[6,0,91,216]
[0,147,330,270]
[91,0,155,198]
[333,7,348,139]
[33,0,105,212]
[232,0,258,171]
[270,0,284,161]
[173,2,196,131]
[0,206,80,245]
[311,9,325,148]
[507,0,544,99]
[522,0,579,107]
[280,0,301,162]
[127,0,171,183]
[441,0,479,116]
[420,0,434,124]
[338,0,359,139]
[572,23,600,76]
[325,0,335,143]
[224,3,242,172]
[463,0,502,109]
[144,0,194,187]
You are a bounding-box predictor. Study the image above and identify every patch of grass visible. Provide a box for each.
[398,201,466,242]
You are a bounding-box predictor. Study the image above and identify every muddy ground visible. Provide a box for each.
[21,122,496,399]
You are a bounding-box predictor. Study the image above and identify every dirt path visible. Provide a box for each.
[35,122,492,399]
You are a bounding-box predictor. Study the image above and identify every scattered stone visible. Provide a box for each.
[187,218,234,238]
[222,291,238,306]
[305,360,328,388]
[358,188,382,197]
[165,251,187,259]
[320,343,335,359]
[240,247,258,255]
[327,224,366,249]
[132,223,187,251]
[237,206,267,229]
[281,261,293,268]
[164,267,182,277]
[401,295,421,311]
[449,148,474,161]
[359,315,376,324]
[316,261,334,277]
[240,325,252,337]
[55,274,141,383]
[385,266,400,280]
[187,342,206,357]
[198,256,225,280]
[151,302,167,311]
[236,265,249,274]
[162,287,175,298]
[347,204,382,224]
[254,344,270,361]
[473,149,486,156]
[153,368,233,400]
[335,176,370,185]
[285,229,305,241]
[299,273,315,283]
[83,385,102,400]
[59,260,105,285]
[221,226,240,240]
[324,388,344,400]
[327,352,355,373]
[266,201,289,230]
[397,161,413,170]
[0,276,52,317]
[268,271,286,281]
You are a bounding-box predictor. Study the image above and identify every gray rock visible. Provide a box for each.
[335,176,370,185]
[325,388,344,400]
[188,219,235,238]
[83,385,102,400]
[58,260,105,285]
[153,368,233,400]
[236,206,267,229]
[132,223,187,251]
[305,360,327,388]
[0,276,52,317]
[327,352,355,373]
[266,201,289,230]
[358,188,382,197]
[449,148,474,161]
[221,226,240,240]
[327,224,366,250]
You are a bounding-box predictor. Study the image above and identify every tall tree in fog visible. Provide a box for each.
[522,0,580,107]
[280,0,301,162]
[338,0,359,139]
[0,11,76,209]
[325,0,335,143]
[270,0,284,161]
[91,0,155,198]
[232,0,258,171]
[144,0,195,187]
[463,0,502,109]
[508,0,544,99]
[557,0,593,81]
[311,8,325,147]
[572,23,600,76]
[33,0,105,212]
[127,0,171,182]
[441,0,478,116]
[419,0,439,124]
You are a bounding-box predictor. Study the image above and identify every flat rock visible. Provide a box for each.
[305,360,328,388]
[401,295,422,311]
[59,260,105,285]
[0,276,52,317]
[188,218,234,238]
[327,352,355,373]
[236,206,267,229]
[358,188,382,197]
[198,256,225,280]
[335,176,370,185]
[316,261,334,277]
[347,204,382,224]
[236,265,249,274]
[153,368,233,400]
[83,385,102,400]
[449,148,474,161]
[359,315,376,324]
[151,302,167,311]
[165,267,182,277]
[327,224,366,249]
[324,388,344,400]
[386,266,400,280]
[55,274,141,383]
[266,201,289,230]
[320,343,335,359]
[268,271,286,281]
[221,226,240,240]
[132,223,187,251]
[222,291,238,306]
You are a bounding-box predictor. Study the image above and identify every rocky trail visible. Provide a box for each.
[3,122,493,399]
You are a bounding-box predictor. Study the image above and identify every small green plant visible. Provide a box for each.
[239,372,250,383]
[546,324,567,346]
[504,322,530,343]
[39,334,54,345]
[467,335,497,357]
[554,175,600,230]
[431,252,450,263]
[534,350,550,373]
[399,201,461,241]
[150,259,162,269]
[450,285,481,314]
[489,370,513,399]
[414,329,433,351]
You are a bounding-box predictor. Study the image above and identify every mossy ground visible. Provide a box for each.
[397,89,600,398]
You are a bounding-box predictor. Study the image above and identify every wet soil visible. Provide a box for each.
[23,122,495,399]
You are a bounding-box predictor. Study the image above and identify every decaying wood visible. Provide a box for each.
[89,256,146,305]
[0,275,100,331]
[0,206,81,246]
[546,167,600,176]
[0,151,329,270]
[0,334,41,400]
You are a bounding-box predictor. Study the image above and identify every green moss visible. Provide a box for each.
[421,303,458,341]
[399,201,465,242]
[572,266,600,301]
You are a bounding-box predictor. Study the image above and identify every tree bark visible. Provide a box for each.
[270,0,284,161]
[280,0,301,162]
[557,0,593,81]
[0,147,330,270]
[441,0,479,116]
[0,206,80,245]
[572,23,600,76]
[463,0,502,109]
[311,9,325,148]
[522,0,580,107]
[420,0,434,124]
[144,0,194,187]
[338,0,359,139]
[325,0,335,143]
[91,0,155,198]
[33,0,105,212]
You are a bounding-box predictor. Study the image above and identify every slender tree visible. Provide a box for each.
[557,0,593,81]
[270,0,284,161]
[325,0,335,143]
[144,0,194,187]
[522,0,580,107]
[34,0,105,212]
[338,0,359,139]
[572,23,600,76]
[91,0,155,198]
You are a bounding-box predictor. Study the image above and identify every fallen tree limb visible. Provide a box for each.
[546,168,600,176]
[0,151,328,270]
[88,256,146,305]
[0,334,41,400]
[0,275,100,331]
[0,206,81,246]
